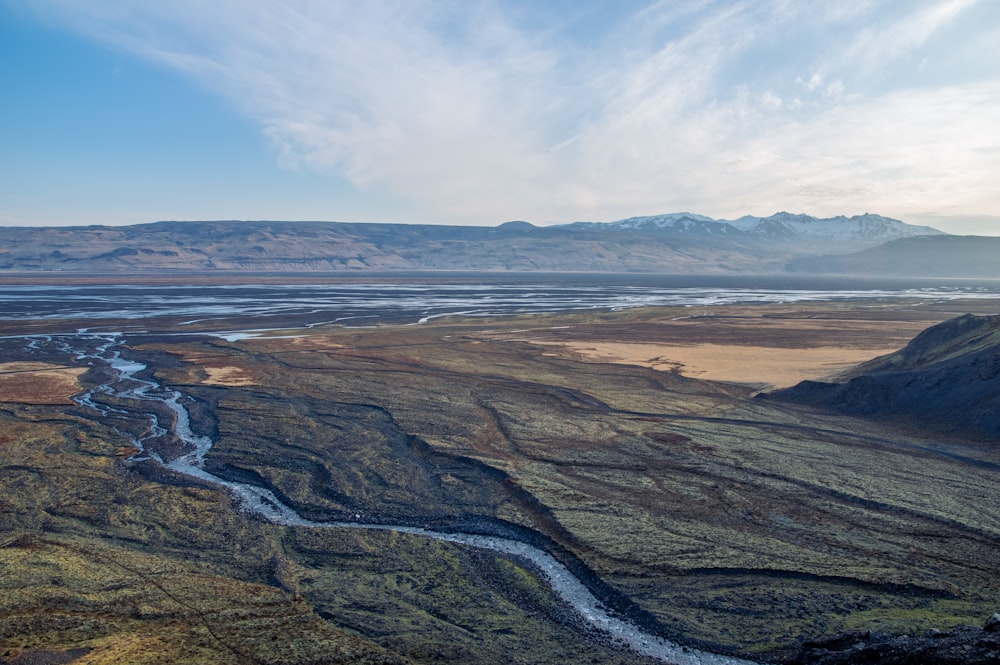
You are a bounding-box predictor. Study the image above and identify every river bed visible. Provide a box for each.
[3,274,1000,325]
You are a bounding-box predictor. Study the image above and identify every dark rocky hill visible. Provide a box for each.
[788,235,1000,277]
[766,314,1000,441]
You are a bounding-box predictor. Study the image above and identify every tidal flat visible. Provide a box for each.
[2,285,1000,664]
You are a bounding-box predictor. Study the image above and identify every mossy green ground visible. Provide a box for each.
[3,301,1000,663]
[0,394,654,664]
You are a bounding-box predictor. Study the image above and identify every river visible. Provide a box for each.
[25,330,756,665]
[3,274,1000,325]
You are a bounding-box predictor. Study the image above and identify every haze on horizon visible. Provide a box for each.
[2,0,999,235]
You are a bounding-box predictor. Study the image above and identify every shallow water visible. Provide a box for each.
[2,274,999,324]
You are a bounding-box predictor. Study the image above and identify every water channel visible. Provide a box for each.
[29,330,757,665]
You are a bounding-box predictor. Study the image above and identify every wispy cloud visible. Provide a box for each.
[24,0,1000,225]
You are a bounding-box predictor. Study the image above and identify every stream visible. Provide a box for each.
[32,332,757,665]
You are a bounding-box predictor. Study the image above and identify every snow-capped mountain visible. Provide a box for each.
[725,212,944,242]
[560,212,943,246]
[564,212,719,232]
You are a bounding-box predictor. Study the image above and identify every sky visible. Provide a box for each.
[2,0,999,234]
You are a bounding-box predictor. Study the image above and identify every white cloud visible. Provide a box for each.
[837,0,979,76]
[24,0,1000,226]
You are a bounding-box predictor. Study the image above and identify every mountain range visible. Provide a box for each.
[561,211,942,248]
[1,212,994,276]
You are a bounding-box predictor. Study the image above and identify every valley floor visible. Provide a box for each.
[2,297,1000,664]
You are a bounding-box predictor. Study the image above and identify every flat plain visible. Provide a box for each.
[2,291,1000,664]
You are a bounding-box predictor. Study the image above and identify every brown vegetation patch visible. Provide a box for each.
[202,366,257,387]
[0,362,86,405]
[167,351,258,386]
[280,335,345,350]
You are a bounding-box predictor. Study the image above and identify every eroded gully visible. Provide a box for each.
[33,332,756,665]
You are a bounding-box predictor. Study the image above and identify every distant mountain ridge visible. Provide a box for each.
[562,211,942,248]
[0,212,959,274]
[790,235,1000,277]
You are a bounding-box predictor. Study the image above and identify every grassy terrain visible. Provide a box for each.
[3,299,1000,663]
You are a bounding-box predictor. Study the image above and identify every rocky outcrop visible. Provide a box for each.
[766,314,1000,441]
[786,614,1000,664]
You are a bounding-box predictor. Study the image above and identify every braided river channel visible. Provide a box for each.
[20,330,754,665]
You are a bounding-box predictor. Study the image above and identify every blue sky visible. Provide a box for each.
[3,0,999,234]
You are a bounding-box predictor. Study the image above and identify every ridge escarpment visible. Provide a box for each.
[768,314,1000,441]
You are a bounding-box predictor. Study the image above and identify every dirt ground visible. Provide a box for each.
[0,362,86,404]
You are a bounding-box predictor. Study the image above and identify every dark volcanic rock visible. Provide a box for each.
[765,314,1000,441]
[786,620,1000,664]
[985,613,1000,632]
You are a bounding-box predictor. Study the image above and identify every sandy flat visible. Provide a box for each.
[202,366,257,386]
[0,362,87,404]
[536,341,896,388]
[165,350,259,386]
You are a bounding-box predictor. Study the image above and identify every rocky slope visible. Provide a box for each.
[0,212,944,274]
[787,614,1000,665]
[766,313,1000,441]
